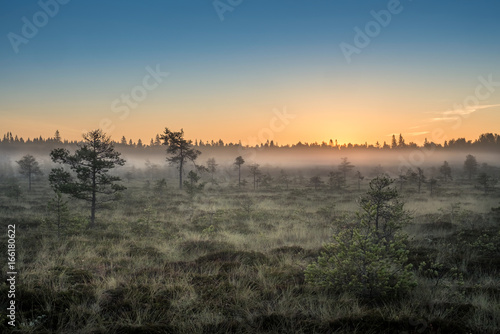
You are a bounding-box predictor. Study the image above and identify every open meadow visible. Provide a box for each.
[1,151,499,333]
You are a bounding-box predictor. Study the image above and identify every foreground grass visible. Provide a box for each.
[1,179,499,333]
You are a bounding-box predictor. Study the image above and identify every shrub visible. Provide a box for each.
[305,176,416,300]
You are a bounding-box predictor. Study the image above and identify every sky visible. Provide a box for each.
[1,0,499,146]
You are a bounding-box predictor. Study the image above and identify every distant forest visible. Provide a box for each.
[1,130,500,152]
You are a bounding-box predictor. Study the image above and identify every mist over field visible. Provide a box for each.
[2,0,500,332]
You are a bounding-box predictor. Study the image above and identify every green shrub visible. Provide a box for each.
[305,227,415,299]
[305,176,416,300]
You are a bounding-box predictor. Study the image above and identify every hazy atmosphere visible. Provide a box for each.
[1,1,500,333]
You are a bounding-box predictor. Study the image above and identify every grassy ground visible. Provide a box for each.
[1,175,499,333]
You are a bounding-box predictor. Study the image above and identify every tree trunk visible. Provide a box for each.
[90,171,96,228]
[179,160,183,189]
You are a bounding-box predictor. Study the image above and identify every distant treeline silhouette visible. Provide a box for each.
[1,131,500,151]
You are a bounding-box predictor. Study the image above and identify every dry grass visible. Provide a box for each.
[0,174,499,333]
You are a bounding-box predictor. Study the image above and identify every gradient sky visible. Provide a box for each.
[1,0,499,145]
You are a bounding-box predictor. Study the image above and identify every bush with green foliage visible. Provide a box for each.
[305,176,416,300]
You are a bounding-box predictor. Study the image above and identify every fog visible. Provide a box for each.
[1,142,499,183]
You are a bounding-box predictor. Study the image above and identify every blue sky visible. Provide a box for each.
[1,0,499,144]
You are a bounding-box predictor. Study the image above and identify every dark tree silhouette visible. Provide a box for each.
[328,171,344,190]
[206,158,218,184]
[309,175,324,190]
[391,135,398,149]
[355,170,364,191]
[464,154,478,181]
[279,169,290,190]
[248,163,261,190]
[429,177,438,196]
[16,154,43,191]
[338,157,355,185]
[416,167,426,193]
[48,191,69,239]
[49,129,126,228]
[160,128,201,189]
[54,130,61,143]
[398,134,406,148]
[439,161,452,182]
[234,156,245,187]
[477,173,497,193]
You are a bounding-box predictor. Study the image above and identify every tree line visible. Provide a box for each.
[2,131,500,151]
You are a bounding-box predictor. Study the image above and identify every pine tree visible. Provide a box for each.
[49,129,126,228]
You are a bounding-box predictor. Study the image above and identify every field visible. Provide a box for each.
[1,160,500,334]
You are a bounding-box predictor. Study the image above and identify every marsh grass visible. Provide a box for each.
[0,175,499,333]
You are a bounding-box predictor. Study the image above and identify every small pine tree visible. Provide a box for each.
[48,191,69,239]
[305,176,416,300]
[183,171,205,199]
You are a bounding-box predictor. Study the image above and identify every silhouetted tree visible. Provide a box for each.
[278,169,290,190]
[429,177,437,196]
[439,161,452,182]
[309,175,324,190]
[184,170,205,199]
[206,158,218,184]
[391,135,398,149]
[248,164,261,190]
[355,170,364,191]
[416,167,426,193]
[477,173,497,193]
[16,154,43,191]
[234,156,245,187]
[49,129,126,228]
[328,171,344,190]
[338,157,355,185]
[464,154,478,181]
[398,134,406,148]
[406,168,423,193]
[48,191,69,239]
[260,173,273,188]
[54,130,61,143]
[160,128,201,189]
